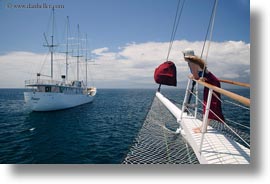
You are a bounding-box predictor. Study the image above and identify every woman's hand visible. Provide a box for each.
[199,77,206,82]
[188,74,194,79]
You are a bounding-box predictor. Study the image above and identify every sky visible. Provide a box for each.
[0,0,250,88]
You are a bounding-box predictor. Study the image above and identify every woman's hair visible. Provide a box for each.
[184,56,206,69]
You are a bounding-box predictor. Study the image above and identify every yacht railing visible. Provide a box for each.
[25,79,87,88]
[196,79,250,106]
[25,79,64,86]
[180,78,250,153]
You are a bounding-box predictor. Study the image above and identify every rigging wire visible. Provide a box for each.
[166,0,186,61]
[64,16,71,81]
[158,0,185,92]
[200,0,218,59]
[39,9,54,77]
[39,53,50,76]
[187,0,218,106]
[201,0,218,77]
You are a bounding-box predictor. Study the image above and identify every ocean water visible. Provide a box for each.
[0,88,250,164]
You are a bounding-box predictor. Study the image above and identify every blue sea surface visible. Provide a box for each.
[0,88,250,164]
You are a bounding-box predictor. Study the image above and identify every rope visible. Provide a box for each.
[226,118,250,130]
[166,0,186,61]
[200,0,218,59]
[224,99,250,111]
[187,0,218,106]
[201,0,218,77]
[39,53,50,75]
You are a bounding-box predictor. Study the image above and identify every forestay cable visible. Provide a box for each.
[166,0,186,61]
[201,0,218,76]
[187,0,219,106]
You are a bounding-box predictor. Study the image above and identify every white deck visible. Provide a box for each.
[156,92,250,164]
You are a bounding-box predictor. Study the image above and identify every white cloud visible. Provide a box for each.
[92,47,109,55]
[0,40,250,88]
[0,51,45,88]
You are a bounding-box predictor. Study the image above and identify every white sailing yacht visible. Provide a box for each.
[24,9,96,111]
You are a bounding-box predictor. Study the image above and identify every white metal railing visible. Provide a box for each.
[199,88,213,153]
[25,78,88,88]
[181,78,250,153]
[25,79,64,86]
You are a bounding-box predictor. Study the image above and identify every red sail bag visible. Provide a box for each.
[154,61,177,86]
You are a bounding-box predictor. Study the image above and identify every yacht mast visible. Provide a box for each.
[74,24,83,81]
[43,8,57,80]
[51,8,55,79]
[72,24,83,81]
[65,16,70,81]
[85,34,88,87]
[77,24,80,81]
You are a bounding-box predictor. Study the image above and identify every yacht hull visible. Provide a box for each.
[24,92,94,111]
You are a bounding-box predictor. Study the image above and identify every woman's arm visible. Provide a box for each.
[188,62,200,80]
